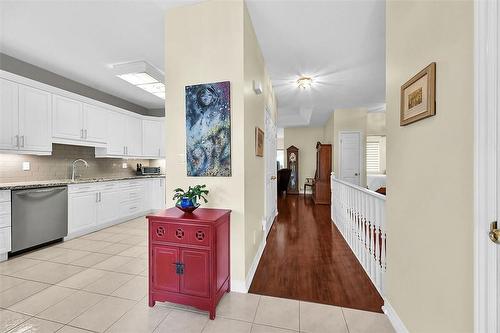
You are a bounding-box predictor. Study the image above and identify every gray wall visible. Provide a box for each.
[0,53,165,117]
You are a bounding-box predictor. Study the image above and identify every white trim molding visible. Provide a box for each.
[230,235,266,293]
[474,0,499,332]
[382,299,410,333]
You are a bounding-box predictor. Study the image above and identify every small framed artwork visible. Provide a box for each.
[255,127,264,157]
[400,62,436,126]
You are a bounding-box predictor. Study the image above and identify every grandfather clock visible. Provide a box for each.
[286,146,299,194]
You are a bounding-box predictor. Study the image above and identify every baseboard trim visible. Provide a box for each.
[230,279,247,293]
[230,234,267,293]
[245,235,266,291]
[382,299,410,333]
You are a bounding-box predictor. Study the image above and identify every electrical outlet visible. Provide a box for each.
[22,162,30,171]
[122,163,128,169]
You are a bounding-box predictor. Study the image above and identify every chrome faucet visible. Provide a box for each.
[71,159,89,182]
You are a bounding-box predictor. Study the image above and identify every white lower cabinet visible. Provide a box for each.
[68,178,164,238]
[68,190,98,235]
[0,191,11,261]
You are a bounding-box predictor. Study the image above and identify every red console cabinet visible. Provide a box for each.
[147,207,231,319]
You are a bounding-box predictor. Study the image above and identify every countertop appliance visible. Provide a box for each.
[136,164,161,176]
[11,186,68,253]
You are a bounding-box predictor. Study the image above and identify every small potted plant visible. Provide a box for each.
[173,185,209,213]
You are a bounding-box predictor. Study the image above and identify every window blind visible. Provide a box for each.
[366,140,380,173]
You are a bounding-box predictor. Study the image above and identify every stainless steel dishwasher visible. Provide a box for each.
[11,186,68,253]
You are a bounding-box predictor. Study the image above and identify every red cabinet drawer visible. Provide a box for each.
[151,221,210,247]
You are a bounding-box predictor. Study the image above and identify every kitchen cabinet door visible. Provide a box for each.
[126,116,142,156]
[68,191,98,234]
[107,111,126,155]
[52,94,84,141]
[0,79,19,151]
[153,178,166,210]
[98,189,122,226]
[152,246,179,293]
[84,104,107,144]
[142,120,162,157]
[18,85,52,153]
[180,249,210,298]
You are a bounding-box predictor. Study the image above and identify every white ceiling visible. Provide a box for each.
[0,0,385,124]
[0,0,198,110]
[246,0,386,127]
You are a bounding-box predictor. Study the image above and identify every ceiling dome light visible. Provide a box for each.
[297,76,313,90]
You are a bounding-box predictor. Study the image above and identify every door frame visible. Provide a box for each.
[263,106,277,238]
[475,0,498,332]
[338,130,363,186]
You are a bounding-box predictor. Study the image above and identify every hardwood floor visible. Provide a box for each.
[248,193,384,313]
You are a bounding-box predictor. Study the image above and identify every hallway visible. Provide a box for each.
[249,194,384,313]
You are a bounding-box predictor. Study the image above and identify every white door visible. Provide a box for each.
[339,132,361,186]
[264,108,277,237]
[142,119,162,157]
[84,104,108,143]
[18,85,52,153]
[52,94,84,141]
[126,116,142,156]
[107,111,126,155]
[68,191,97,234]
[0,79,19,151]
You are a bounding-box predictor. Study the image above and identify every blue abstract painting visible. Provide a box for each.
[185,81,231,177]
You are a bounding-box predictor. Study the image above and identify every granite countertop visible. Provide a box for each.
[0,175,166,190]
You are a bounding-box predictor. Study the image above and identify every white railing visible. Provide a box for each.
[331,175,386,295]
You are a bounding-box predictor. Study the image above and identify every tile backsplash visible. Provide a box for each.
[0,144,165,184]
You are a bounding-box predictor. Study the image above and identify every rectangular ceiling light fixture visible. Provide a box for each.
[113,61,165,99]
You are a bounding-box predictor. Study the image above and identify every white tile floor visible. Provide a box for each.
[0,216,395,333]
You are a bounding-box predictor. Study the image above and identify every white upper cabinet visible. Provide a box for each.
[142,119,162,158]
[107,111,127,156]
[52,94,83,141]
[18,85,52,154]
[52,95,108,145]
[0,79,19,151]
[83,103,107,144]
[0,71,165,158]
[126,116,142,156]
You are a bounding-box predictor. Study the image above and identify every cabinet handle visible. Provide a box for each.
[20,136,25,148]
[84,129,87,139]
[96,192,99,203]
[14,135,19,148]
[173,262,184,275]
[80,129,83,139]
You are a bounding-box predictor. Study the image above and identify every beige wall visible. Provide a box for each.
[283,127,324,193]
[366,112,386,136]
[332,108,368,187]
[165,0,246,283]
[0,144,152,183]
[385,1,473,332]
[243,4,277,276]
[165,0,275,285]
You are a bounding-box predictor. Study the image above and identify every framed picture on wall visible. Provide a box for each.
[400,62,436,126]
[255,127,264,157]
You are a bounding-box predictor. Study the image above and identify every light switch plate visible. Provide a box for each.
[122,163,128,169]
[22,162,30,171]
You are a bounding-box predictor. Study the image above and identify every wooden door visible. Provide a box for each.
[68,191,98,234]
[180,249,210,298]
[152,246,179,293]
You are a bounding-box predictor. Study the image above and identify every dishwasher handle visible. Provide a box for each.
[15,187,66,197]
